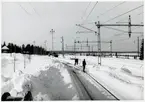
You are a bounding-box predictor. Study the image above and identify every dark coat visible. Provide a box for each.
[82,60,86,66]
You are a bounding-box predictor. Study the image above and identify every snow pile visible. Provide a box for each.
[1,53,79,100]
[121,65,143,79]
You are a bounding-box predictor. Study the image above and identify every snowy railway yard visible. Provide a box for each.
[1,53,144,100]
[2,1,144,101]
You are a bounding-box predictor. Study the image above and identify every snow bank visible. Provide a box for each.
[58,55,144,100]
[1,53,79,100]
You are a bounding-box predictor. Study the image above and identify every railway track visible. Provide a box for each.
[69,69,93,100]
[85,72,120,100]
[59,60,120,100]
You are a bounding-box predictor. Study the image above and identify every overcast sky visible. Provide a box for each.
[2,1,144,51]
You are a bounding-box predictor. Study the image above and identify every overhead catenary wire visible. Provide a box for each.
[77,2,143,53]
[76,31,95,34]
[81,1,98,25]
[98,1,126,18]
[80,5,143,26]
[17,3,31,15]
[103,26,143,42]
[76,24,97,33]
[114,26,143,36]
[80,12,143,26]
[116,12,144,23]
[115,32,143,35]
[80,21,95,26]
[80,1,125,25]
[81,2,91,20]
[29,2,40,16]
[78,2,91,31]
[104,26,143,34]
[103,4,143,23]
[113,33,143,43]
[113,35,143,43]
[138,11,144,15]
[131,32,143,34]
[113,38,130,42]
[103,26,128,33]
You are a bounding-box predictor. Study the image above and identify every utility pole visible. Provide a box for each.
[61,36,64,57]
[92,46,93,52]
[65,44,67,51]
[97,21,101,65]
[110,40,112,57]
[81,43,82,51]
[50,29,55,51]
[14,45,16,72]
[74,40,76,57]
[137,37,140,57]
[128,15,131,38]
[86,38,90,55]
[75,39,110,59]
[33,41,35,54]
[86,38,88,46]
[14,54,16,72]
[44,40,47,55]
[88,45,90,55]
[24,54,26,69]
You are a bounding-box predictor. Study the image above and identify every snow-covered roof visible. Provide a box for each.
[2,46,9,50]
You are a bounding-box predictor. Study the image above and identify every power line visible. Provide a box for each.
[81,2,91,20]
[80,4,143,26]
[76,24,97,33]
[131,32,143,34]
[138,11,144,15]
[113,38,130,42]
[17,3,31,15]
[103,4,143,23]
[114,26,142,36]
[29,2,40,16]
[117,12,144,23]
[114,34,143,43]
[104,26,143,34]
[103,26,143,42]
[81,1,98,25]
[80,21,95,25]
[80,2,125,25]
[103,26,128,33]
[85,2,98,20]
[76,31,95,34]
[115,32,143,35]
[98,1,126,18]
[113,33,143,43]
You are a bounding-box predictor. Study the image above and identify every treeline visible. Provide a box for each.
[1,42,48,55]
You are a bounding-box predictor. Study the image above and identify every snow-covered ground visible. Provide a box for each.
[58,55,144,100]
[1,53,144,100]
[1,53,79,100]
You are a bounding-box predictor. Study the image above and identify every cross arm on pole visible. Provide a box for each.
[76,31,95,34]
[76,24,97,33]
[75,40,110,44]
[95,22,144,27]
[50,29,55,33]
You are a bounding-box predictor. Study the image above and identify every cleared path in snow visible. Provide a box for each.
[68,67,92,100]
[59,60,118,100]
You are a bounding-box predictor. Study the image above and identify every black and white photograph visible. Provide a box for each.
[1,0,144,101]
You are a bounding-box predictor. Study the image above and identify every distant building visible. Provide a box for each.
[2,46,9,53]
